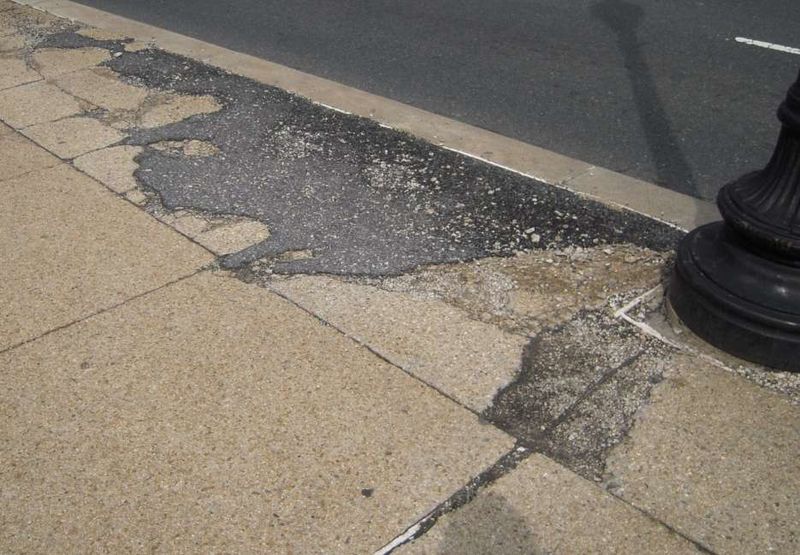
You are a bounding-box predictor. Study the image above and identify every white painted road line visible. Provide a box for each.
[734,37,800,56]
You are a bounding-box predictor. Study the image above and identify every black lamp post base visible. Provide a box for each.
[669,222,800,371]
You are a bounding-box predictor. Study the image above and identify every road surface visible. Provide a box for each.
[72,0,800,200]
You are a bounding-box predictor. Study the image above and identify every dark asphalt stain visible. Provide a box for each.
[66,45,683,276]
[36,28,130,53]
[485,310,670,480]
[37,30,682,275]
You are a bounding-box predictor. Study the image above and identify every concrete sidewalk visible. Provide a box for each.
[1,2,799,553]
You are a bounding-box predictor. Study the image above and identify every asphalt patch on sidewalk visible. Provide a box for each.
[36,28,129,53]
[54,42,684,276]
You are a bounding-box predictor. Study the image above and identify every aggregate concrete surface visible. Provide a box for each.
[2,4,799,553]
[0,272,514,553]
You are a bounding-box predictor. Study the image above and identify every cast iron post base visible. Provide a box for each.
[668,70,800,371]
[670,222,800,370]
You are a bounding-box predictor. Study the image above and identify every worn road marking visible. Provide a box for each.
[734,37,800,56]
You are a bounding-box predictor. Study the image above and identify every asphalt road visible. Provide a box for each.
[72,0,799,200]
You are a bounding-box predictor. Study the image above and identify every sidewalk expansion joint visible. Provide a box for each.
[375,444,533,554]
[0,267,209,357]
[605,494,718,554]
[261,281,484,420]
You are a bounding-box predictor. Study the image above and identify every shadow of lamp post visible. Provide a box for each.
[669,69,800,371]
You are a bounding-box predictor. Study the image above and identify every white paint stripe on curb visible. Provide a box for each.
[15,0,719,231]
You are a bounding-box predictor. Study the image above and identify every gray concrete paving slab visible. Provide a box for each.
[53,67,148,112]
[21,115,125,158]
[0,128,59,180]
[0,81,81,128]
[31,45,109,77]
[0,271,513,553]
[399,454,698,554]
[0,163,212,350]
[0,56,39,90]
[0,32,25,51]
[605,355,800,554]
[271,274,528,412]
[73,145,142,192]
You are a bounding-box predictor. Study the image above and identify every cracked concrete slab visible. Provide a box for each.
[0,56,39,90]
[157,209,271,255]
[399,454,698,554]
[604,355,800,554]
[373,244,667,335]
[124,40,151,53]
[150,138,221,156]
[21,115,125,159]
[192,219,271,255]
[0,129,60,181]
[0,81,82,128]
[0,163,212,350]
[53,66,148,112]
[0,271,513,553]
[270,274,528,412]
[31,45,110,77]
[73,144,142,193]
[124,187,148,204]
[137,91,221,128]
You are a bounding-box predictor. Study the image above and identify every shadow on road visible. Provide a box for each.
[592,0,698,197]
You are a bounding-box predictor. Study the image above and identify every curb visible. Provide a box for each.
[15,0,719,231]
